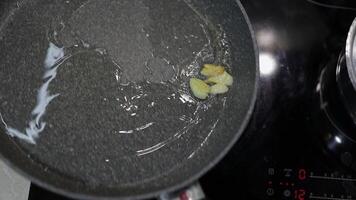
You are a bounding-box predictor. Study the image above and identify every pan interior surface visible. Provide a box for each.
[0,0,257,198]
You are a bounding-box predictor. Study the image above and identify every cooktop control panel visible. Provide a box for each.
[264,167,356,200]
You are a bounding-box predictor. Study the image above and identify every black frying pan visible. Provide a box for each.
[0,0,258,199]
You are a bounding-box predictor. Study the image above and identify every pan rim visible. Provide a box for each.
[0,0,260,199]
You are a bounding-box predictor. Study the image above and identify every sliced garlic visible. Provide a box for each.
[205,71,233,86]
[190,78,210,99]
[210,83,229,94]
[200,64,225,77]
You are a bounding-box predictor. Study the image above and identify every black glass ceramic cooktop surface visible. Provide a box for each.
[28,0,356,199]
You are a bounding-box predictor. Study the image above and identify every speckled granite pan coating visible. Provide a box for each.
[0,0,258,199]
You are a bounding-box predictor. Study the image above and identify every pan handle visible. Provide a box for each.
[158,183,206,200]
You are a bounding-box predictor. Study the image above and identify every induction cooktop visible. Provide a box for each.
[26,0,356,199]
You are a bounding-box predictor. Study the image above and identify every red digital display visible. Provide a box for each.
[294,189,306,200]
[298,169,306,181]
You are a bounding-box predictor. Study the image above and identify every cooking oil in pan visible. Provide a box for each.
[0,0,233,186]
